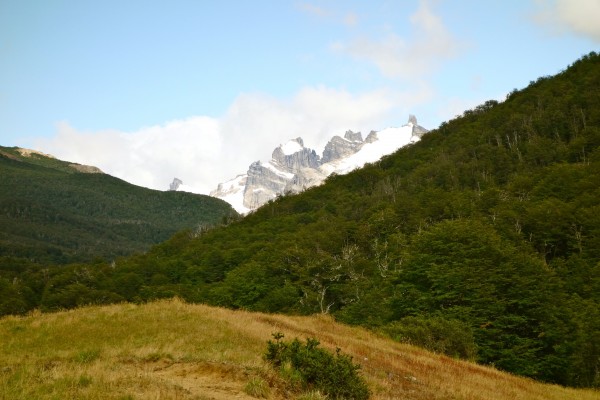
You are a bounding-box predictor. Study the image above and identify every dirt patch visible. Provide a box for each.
[0,150,20,161]
[150,361,259,400]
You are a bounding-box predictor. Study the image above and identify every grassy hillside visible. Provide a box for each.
[1,299,598,400]
[0,146,237,265]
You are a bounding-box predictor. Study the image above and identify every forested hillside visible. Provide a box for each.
[0,147,237,307]
[2,53,599,387]
[0,147,237,265]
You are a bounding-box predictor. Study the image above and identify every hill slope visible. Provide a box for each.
[1,299,598,400]
[0,146,237,265]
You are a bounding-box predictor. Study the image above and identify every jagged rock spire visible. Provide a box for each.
[169,178,183,191]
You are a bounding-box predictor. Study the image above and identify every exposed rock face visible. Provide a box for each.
[365,131,378,143]
[210,116,429,213]
[284,166,326,194]
[271,138,321,170]
[241,138,324,210]
[169,178,183,191]
[344,130,363,142]
[69,164,103,174]
[321,131,364,164]
[16,148,56,159]
[243,160,293,210]
[408,115,428,138]
[14,147,103,173]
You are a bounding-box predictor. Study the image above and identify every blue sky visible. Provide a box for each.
[1,0,599,193]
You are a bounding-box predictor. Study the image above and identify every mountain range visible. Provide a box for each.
[172,116,427,213]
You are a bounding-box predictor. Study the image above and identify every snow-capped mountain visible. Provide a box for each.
[207,115,427,213]
[208,174,248,213]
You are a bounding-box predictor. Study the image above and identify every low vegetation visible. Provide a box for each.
[265,333,370,399]
[1,299,598,400]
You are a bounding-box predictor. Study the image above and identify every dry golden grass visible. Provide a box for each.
[1,298,598,400]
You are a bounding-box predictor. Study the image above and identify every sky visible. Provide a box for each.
[1,0,599,194]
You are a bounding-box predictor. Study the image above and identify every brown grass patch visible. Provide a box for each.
[0,298,598,400]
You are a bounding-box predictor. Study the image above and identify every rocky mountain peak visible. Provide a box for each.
[322,133,365,164]
[169,178,183,191]
[408,115,428,138]
[365,130,378,143]
[209,115,429,213]
[344,130,363,142]
[272,138,320,171]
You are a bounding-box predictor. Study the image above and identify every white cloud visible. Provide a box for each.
[333,0,462,80]
[297,2,359,27]
[31,3,450,197]
[533,0,600,42]
[215,86,405,160]
[38,117,222,194]
[35,87,419,195]
[293,86,395,139]
[297,2,329,18]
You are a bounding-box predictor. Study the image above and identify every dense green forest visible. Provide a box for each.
[0,147,236,269]
[1,53,599,388]
[0,147,238,265]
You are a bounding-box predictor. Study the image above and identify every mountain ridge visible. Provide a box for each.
[208,115,428,213]
[0,146,237,265]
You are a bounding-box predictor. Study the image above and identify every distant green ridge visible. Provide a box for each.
[0,146,237,265]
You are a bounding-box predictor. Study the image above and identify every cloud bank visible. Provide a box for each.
[35,87,405,194]
[534,0,600,42]
[297,2,358,26]
[42,117,222,194]
[332,0,462,80]
[32,1,451,196]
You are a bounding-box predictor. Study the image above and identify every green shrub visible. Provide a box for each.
[264,333,370,400]
[382,316,478,360]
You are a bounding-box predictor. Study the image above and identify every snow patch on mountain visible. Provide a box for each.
[262,160,296,179]
[209,174,249,214]
[320,125,416,175]
[281,139,304,155]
